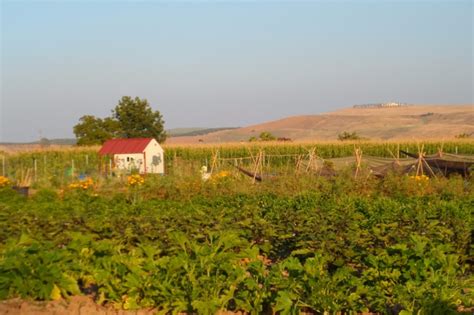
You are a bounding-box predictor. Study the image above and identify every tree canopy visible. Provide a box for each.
[248,131,276,142]
[73,97,167,145]
[113,96,166,142]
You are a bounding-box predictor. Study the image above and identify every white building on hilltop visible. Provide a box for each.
[353,102,408,109]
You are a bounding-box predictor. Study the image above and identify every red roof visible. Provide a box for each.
[99,138,154,155]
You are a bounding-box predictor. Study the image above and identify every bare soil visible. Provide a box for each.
[1,297,471,315]
[0,296,156,315]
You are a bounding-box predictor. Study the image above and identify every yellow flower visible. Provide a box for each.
[0,176,10,187]
[69,177,94,190]
[50,284,61,300]
[409,175,429,181]
[209,170,232,183]
[127,174,144,187]
[216,171,230,178]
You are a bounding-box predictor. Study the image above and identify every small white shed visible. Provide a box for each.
[99,138,164,174]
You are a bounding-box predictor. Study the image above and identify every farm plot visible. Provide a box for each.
[1,140,474,186]
[0,167,473,314]
[0,141,473,314]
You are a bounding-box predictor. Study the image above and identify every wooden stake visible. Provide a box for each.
[308,150,313,173]
[354,147,362,178]
[173,151,177,175]
[1,155,5,177]
[43,155,47,176]
[415,144,424,176]
[252,151,263,184]
[422,158,437,178]
[210,150,219,175]
[247,147,256,165]
[438,141,444,157]
[295,155,303,174]
[34,159,37,182]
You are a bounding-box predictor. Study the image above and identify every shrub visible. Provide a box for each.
[338,131,361,141]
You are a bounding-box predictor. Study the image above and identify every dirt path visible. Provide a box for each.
[0,296,156,315]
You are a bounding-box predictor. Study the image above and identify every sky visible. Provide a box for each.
[1,0,473,142]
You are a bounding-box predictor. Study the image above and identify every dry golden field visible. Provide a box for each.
[167,105,474,144]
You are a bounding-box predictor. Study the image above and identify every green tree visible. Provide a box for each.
[259,131,276,141]
[248,131,276,142]
[113,96,167,142]
[38,137,51,147]
[73,115,120,145]
[73,96,167,145]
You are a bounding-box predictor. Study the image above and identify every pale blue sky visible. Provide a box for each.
[1,0,472,142]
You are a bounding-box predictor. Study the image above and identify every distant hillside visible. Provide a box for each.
[0,138,78,153]
[0,138,76,146]
[167,105,474,144]
[43,138,77,145]
[168,127,239,137]
[166,128,208,137]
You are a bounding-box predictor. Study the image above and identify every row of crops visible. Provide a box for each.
[0,173,473,314]
[1,140,474,186]
[166,140,474,160]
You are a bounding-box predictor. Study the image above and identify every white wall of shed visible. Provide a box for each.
[144,139,164,174]
[113,153,146,173]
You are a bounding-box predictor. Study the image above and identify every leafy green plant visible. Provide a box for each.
[0,169,472,313]
[0,236,80,300]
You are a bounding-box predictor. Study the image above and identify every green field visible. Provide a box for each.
[0,141,473,314]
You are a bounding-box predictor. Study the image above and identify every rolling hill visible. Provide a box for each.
[167,127,239,137]
[167,105,474,144]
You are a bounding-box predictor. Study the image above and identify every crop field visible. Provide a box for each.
[0,140,473,314]
[2,140,474,186]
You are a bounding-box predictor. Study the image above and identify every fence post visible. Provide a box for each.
[1,155,5,177]
[43,155,47,176]
[34,159,37,182]
[72,159,75,177]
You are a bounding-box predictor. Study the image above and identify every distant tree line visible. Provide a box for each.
[338,131,361,141]
[455,132,472,139]
[249,131,276,142]
[73,96,166,145]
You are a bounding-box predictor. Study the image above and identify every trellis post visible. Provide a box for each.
[34,159,37,182]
